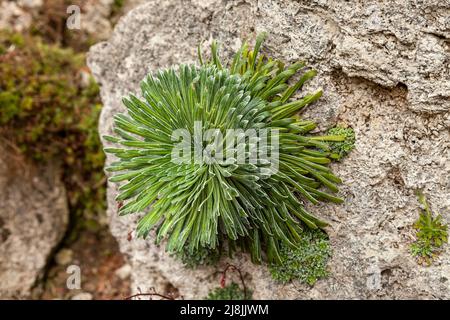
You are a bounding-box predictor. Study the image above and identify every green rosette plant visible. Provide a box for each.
[104,33,345,264]
[410,191,448,265]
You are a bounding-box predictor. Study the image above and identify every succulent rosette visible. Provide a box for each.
[104,33,345,263]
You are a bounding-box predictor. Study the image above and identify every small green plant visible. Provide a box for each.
[105,33,348,264]
[327,126,355,160]
[410,192,448,265]
[110,0,126,18]
[269,228,331,285]
[206,283,252,300]
[175,246,221,269]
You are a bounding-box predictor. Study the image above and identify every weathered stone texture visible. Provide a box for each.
[0,151,69,298]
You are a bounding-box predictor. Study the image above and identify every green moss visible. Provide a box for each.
[410,192,448,265]
[269,228,331,285]
[10,33,25,47]
[0,32,25,54]
[327,126,355,160]
[206,283,252,300]
[0,91,21,123]
[112,0,125,10]
[0,30,105,231]
[175,246,221,269]
[110,0,126,20]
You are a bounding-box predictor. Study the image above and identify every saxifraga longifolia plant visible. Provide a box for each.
[104,33,346,264]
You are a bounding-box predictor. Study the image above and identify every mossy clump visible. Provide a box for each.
[0,30,105,225]
[327,126,355,160]
[111,0,126,17]
[175,246,221,269]
[410,192,448,265]
[206,283,252,300]
[269,228,331,285]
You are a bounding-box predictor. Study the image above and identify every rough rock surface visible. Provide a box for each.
[82,0,146,41]
[0,150,69,298]
[0,1,33,32]
[89,0,450,299]
[0,0,145,41]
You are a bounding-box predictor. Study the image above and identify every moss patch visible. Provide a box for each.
[269,228,331,285]
[206,283,252,300]
[175,246,221,269]
[327,125,355,160]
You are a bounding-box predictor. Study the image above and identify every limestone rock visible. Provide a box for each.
[88,0,450,299]
[71,292,93,300]
[115,263,132,280]
[0,150,69,298]
[0,1,33,32]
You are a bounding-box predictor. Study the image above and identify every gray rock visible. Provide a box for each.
[82,0,115,41]
[115,263,132,280]
[17,0,43,8]
[0,1,33,32]
[88,0,450,299]
[0,149,69,298]
[71,292,93,300]
[74,0,147,42]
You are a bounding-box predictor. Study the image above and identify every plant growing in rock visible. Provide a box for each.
[269,228,331,285]
[327,125,355,161]
[206,264,251,300]
[410,192,448,265]
[104,33,347,264]
[175,246,221,269]
[206,283,252,300]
